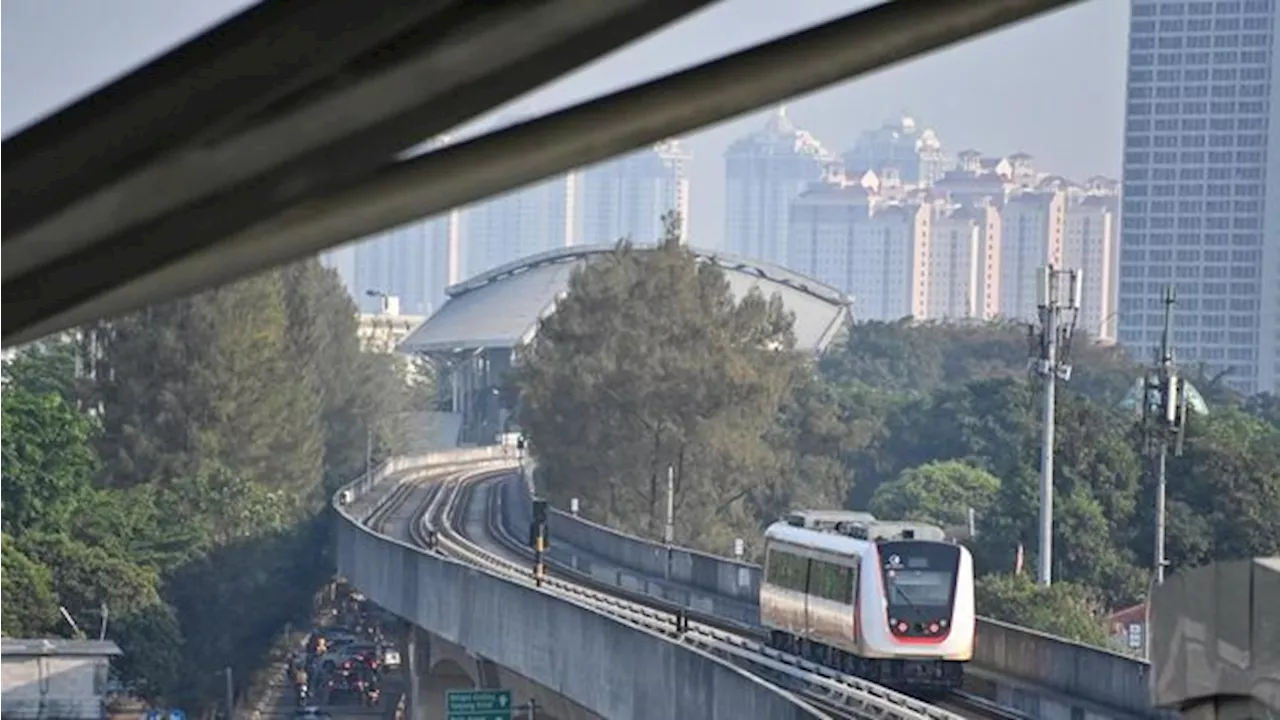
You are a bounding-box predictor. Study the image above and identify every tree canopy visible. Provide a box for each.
[0,259,417,710]
[516,216,836,551]
[513,230,1280,649]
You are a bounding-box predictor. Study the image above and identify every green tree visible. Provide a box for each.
[1,339,85,406]
[1,383,99,538]
[869,460,1001,531]
[1158,407,1280,568]
[1,535,57,636]
[976,572,1110,646]
[23,259,403,707]
[820,319,1138,404]
[516,216,804,547]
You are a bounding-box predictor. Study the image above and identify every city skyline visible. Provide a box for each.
[331,111,1125,347]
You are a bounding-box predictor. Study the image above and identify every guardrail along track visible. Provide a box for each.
[374,466,1016,720]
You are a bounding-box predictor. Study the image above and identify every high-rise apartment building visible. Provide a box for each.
[790,151,1118,329]
[1064,181,1121,342]
[321,211,461,316]
[578,140,691,246]
[460,174,577,278]
[844,115,950,186]
[998,189,1067,324]
[1120,0,1280,394]
[786,176,928,320]
[724,106,832,265]
[926,204,988,320]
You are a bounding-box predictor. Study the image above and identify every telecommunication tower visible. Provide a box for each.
[1134,287,1206,586]
[1027,265,1082,588]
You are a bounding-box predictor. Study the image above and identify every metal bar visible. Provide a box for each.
[2,1,714,343]
[2,0,445,235]
[4,0,707,285]
[5,0,1081,345]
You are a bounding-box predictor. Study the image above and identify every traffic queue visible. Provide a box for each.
[287,592,399,711]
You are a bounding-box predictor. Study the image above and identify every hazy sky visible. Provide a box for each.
[2,0,1129,249]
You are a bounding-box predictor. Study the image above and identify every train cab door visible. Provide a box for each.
[850,562,862,643]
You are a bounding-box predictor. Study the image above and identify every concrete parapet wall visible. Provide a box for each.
[334,452,823,720]
[496,479,1159,718]
[972,618,1153,716]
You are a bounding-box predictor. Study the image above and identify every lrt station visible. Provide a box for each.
[396,245,853,445]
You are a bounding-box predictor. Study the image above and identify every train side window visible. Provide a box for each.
[835,565,854,603]
[810,560,847,601]
[807,560,825,597]
[791,554,809,593]
[766,549,784,585]
[771,549,806,592]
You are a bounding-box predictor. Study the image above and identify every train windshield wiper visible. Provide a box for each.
[893,584,924,617]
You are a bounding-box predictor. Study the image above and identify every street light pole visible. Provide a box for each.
[1030,265,1081,588]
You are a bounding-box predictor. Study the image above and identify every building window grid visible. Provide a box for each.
[1122,0,1275,388]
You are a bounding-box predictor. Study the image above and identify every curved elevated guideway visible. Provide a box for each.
[333,450,834,720]
[339,449,1078,720]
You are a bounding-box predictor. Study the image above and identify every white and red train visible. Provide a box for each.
[759,510,975,691]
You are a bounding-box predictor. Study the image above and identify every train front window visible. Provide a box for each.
[879,541,960,610]
[886,569,953,606]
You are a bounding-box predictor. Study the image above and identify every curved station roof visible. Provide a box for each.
[399,245,851,356]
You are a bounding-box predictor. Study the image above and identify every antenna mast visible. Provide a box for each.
[1141,286,1188,586]
[1029,265,1082,587]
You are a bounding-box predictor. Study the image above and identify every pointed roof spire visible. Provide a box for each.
[764,104,795,134]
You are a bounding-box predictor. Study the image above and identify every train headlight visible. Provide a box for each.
[940,619,948,627]
[896,621,908,633]
[929,623,940,634]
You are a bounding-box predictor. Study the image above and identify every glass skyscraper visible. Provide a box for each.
[1119,0,1280,395]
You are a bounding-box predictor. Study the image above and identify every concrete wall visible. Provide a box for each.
[496,478,1162,719]
[335,453,824,720]
[0,655,110,720]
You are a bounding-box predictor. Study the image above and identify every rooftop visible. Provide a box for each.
[399,245,851,356]
[1,639,123,657]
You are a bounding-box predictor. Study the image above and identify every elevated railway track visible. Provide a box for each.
[359,462,1028,720]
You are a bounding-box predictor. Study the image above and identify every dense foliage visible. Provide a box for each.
[1,260,413,709]
[515,216,830,552]
[515,224,1280,649]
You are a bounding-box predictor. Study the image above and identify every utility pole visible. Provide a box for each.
[223,666,234,720]
[664,464,675,582]
[1029,265,1081,587]
[365,420,374,482]
[1138,286,1204,586]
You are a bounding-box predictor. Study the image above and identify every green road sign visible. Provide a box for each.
[446,689,512,720]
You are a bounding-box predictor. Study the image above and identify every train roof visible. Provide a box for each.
[784,510,947,542]
[766,521,872,556]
